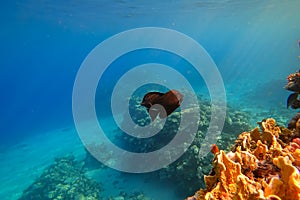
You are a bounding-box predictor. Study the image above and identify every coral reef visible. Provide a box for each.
[105,191,153,200]
[186,118,300,200]
[19,155,153,200]
[285,70,300,109]
[287,112,300,135]
[115,94,252,195]
[18,155,102,200]
[83,143,114,170]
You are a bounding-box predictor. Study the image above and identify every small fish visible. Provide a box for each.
[141,90,183,121]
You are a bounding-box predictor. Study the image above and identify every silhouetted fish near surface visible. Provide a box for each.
[141,90,183,121]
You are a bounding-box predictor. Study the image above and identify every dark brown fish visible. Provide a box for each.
[141,90,183,121]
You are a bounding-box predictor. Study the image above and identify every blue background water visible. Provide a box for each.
[1,0,300,145]
[1,0,300,199]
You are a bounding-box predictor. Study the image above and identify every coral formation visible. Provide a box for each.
[186,118,300,200]
[18,155,102,200]
[285,70,300,109]
[19,155,153,200]
[115,94,252,195]
[105,191,153,200]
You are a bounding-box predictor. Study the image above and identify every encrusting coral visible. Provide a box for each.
[187,118,300,200]
[18,155,153,200]
[18,155,102,200]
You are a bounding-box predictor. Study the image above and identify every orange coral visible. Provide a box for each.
[210,144,219,155]
[187,118,300,200]
[292,149,300,167]
[202,150,241,198]
[253,140,268,160]
[265,156,300,200]
[261,118,281,139]
[194,150,261,200]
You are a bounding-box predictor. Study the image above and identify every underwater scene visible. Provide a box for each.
[1,0,300,200]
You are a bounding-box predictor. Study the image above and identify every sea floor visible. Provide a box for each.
[0,126,85,200]
[0,117,181,200]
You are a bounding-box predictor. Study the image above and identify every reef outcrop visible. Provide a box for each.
[116,94,252,194]
[187,118,300,200]
[18,155,102,200]
[18,155,153,200]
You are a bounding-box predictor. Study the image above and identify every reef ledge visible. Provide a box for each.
[186,118,300,200]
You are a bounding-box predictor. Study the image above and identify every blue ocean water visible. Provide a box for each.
[1,0,300,199]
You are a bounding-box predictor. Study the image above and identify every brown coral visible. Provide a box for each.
[187,118,300,200]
